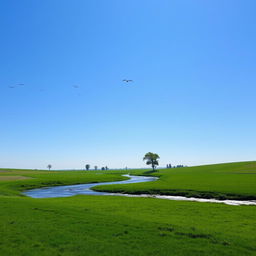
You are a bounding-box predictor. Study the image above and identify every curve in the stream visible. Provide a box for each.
[24,175,157,198]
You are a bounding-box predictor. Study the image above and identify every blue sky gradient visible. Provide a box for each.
[1,0,256,169]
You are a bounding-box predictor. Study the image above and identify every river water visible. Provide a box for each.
[24,175,256,206]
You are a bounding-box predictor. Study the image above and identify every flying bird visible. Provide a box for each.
[72,85,79,88]
[122,79,133,83]
[8,86,15,89]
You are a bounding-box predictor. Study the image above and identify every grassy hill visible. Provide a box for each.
[94,161,256,200]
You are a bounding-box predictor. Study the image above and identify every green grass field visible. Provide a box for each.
[0,162,256,255]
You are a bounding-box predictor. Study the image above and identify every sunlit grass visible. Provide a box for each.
[0,162,256,255]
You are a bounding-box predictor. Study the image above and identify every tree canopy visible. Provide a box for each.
[143,152,160,171]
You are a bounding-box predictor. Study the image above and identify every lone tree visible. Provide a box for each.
[47,164,52,171]
[143,152,160,171]
[85,164,90,170]
[94,166,98,170]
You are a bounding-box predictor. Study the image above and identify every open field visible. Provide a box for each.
[0,162,256,255]
[1,196,256,256]
[95,161,256,200]
[0,175,32,181]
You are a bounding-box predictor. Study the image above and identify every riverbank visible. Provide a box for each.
[93,161,256,201]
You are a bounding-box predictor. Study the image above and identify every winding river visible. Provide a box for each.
[24,175,256,206]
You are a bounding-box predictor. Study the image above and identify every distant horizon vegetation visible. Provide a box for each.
[2,159,256,171]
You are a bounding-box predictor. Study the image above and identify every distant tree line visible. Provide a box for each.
[85,164,109,171]
[45,164,111,171]
[166,164,186,168]
[47,155,188,172]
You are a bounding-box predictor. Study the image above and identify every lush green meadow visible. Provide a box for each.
[0,162,256,255]
[95,161,256,200]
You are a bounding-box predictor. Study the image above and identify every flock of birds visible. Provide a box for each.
[8,83,25,89]
[8,79,133,90]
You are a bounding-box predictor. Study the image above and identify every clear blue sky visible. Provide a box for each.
[1,0,256,169]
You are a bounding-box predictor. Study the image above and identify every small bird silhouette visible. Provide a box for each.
[8,86,15,89]
[123,79,133,83]
[72,85,79,88]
